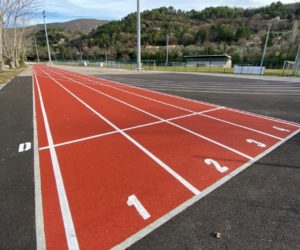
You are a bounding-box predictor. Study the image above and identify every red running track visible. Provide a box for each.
[33,65,300,250]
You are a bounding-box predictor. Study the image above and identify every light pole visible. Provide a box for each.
[137,0,141,71]
[259,16,280,75]
[43,10,52,64]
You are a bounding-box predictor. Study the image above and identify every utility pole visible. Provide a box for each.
[259,16,280,75]
[166,35,169,66]
[34,37,40,62]
[137,0,141,71]
[43,10,52,64]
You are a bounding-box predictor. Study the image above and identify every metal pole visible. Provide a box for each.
[293,44,300,76]
[166,35,169,66]
[260,21,272,75]
[137,0,141,71]
[34,37,40,63]
[43,10,52,64]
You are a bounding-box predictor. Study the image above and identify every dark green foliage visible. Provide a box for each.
[28,2,300,66]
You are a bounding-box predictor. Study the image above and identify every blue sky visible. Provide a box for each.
[35,0,298,23]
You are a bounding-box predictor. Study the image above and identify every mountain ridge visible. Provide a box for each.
[28,19,109,34]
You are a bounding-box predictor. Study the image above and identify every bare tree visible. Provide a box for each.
[0,0,14,71]
[1,0,40,69]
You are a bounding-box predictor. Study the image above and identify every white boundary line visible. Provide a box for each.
[32,67,46,250]
[48,67,299,137]
[51,66,300,128]
[44,68,252,160]
[34,66,79,250]
[39,66,201,196]
[226,107,300,128]
[112,127,300,250]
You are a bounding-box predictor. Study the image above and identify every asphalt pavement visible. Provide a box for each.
[0,68,36,249]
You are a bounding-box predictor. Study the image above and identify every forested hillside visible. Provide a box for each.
[28,1,300,67]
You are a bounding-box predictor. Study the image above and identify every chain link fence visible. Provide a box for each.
[53,59,299,77]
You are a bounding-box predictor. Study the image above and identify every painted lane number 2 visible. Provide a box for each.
[246,139,266,148]
[127,195,151,220]
[204,159,229,173]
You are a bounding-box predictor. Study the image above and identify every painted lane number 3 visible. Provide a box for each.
[204,159,229,173]
[246,139,266,148]
[127,195,151,220]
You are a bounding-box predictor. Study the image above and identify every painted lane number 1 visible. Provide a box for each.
[127,195,151,220]
[204,159,229,173]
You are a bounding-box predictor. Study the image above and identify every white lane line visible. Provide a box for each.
[39,112,200,151]
[33,67,79,250]
[32,67,46,250]
[47,68,285,141]
[112,127,300,250]
[46,69,252,160]
[47,67,282,140]
[50,66,220,110]
[39,66,201,196]
[50,67,300,130]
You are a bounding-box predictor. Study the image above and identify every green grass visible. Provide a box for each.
[54,61,299,77]
[143,65,234,74]
[0,67,25,85]
[264,68,295,76]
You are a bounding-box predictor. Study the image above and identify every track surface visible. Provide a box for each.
[33,65,300,249]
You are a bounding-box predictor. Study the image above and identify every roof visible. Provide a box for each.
[183,54,232,59]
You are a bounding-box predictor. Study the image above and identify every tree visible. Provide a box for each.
[1,0,40,68]
[181,33,194,46]
[0,0,14,71]
[235,25,251,40]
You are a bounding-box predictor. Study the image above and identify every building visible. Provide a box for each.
[184,54,232,68]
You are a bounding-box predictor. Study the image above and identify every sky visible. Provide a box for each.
[35,0,298,23]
